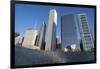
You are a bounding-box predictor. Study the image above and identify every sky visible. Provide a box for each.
[15,4,95,40]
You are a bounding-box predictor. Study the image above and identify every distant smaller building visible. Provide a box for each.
[15,36,24,47]
[22,28,37,49]
[56,37,61,50]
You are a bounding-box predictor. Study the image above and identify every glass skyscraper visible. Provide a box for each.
[78,13,94,51]
[61,14,79,50]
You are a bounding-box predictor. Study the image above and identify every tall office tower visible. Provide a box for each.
[61,14,79,50]
[78,13,94,51]
[22,28,37,49]
[45,9,57,51]
[34,22,46,50]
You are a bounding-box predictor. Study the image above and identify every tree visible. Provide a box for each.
[80,39,84,52]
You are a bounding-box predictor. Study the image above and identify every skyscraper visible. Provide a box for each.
[45,9,57,51]
[78,13,94,51]
[34,22,46,50]
[61,14,79,50]
[22,28,37,49]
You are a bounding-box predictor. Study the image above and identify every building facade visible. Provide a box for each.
[61,14,79,50]
[22,28,37,49]
[15,36,24,47]
[56,37,61,50]
[45,9,57,51]
[34,22,46,50]
[78,13,94,51]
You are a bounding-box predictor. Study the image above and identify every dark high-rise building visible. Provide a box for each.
[61,14,79,50]
[34,22,46,50]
